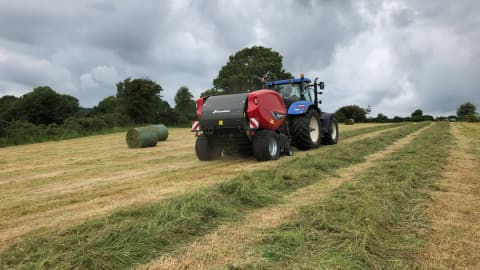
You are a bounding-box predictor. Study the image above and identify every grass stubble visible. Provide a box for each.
[0,123,426,269]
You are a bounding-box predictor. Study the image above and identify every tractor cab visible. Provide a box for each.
[265,74,324,115]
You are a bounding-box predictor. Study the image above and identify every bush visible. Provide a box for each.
[1,121,44,146]
[0,113,133,147]
[345,119,355,125]
[458,114,478,122]
[448,115,457,122]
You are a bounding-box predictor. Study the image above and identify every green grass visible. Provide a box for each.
[340,123,407,140]
[0,123,427,269]
[240,122,451,269]
[0,125,130,148]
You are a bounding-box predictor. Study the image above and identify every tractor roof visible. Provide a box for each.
[265,77,312,87]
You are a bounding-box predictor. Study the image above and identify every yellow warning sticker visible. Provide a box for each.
[218,120,224,126]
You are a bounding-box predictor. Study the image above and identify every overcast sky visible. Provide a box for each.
[0,0,478,117]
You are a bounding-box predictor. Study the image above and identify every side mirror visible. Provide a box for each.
[319,82,325,89]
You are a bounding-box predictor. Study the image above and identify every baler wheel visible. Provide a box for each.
[253,130,280,161]
[195,135,222,161]
[291,109,321,150]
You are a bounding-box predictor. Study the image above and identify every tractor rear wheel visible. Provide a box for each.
[322,117,339,145]
[195,134,222,161]
[253,130,280,161]
[291,109,321,150]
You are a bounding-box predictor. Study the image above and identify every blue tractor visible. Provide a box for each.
[264,74,338,150]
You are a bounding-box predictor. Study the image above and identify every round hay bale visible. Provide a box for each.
[126,127,158,148]
[149,124,168,141]
[345,119,355,125]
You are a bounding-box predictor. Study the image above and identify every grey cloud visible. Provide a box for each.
[0,0,478,116]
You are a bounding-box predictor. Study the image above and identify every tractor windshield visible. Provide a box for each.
[275,84,301,101]
[274,84,312,102]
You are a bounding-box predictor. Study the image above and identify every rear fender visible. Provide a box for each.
[287,101,315,115]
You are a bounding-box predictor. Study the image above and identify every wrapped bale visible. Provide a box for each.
[149,124,168,141]
[126,127,159,148]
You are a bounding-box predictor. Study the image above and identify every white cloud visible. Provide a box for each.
[0,49,7,62]
[80,73,99,90]
[91,65,121,84]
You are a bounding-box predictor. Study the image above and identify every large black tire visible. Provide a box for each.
[322,117,339,145]
[195,135,222,161]
[290,109,321,150]
[252,130,280,161]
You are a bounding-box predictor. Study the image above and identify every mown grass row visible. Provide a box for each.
[340,123,407,140]
[457,123,480,156]
[241,122,450,269]
[0,123,427,269]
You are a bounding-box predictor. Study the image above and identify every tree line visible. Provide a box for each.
[1,45,478,147]
[334,103,479,124]
[0,79,197,147]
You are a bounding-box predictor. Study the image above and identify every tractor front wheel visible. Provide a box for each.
[291,109,321,150]
[253,130,280,161]
[195,134,222,161]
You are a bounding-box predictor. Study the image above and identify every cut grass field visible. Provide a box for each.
[0,124,428,269]
[0,123,394,250]
[234,122,451,269]
[1,122,478,269]
[137,123,429,270]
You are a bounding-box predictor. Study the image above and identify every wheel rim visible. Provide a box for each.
[309,116,320,143]
[331,123,337,140]
[268,137,278,157]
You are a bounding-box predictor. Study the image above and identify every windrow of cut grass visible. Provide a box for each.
[0,123,427,269]
[339,123,407,140]
[418,123,480,269]
[243,122,450,269]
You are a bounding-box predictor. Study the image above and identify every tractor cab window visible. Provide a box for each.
[303,84,313,102]
[276,84,301,101]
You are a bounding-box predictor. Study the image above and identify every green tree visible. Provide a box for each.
[200,88,221,97]
[13,86,79,125]
[93,96,118,114]
[375,113,389,123]
[393,116,404,122]
[457,102,477,121]
[156,100,176,125]
[335,105,367,123]
[116,78,163,124]
[0,95,19,122]
[423,115,434,121]
[411,109,423,122]
[174,86,196,124]
[213,46,292,94]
